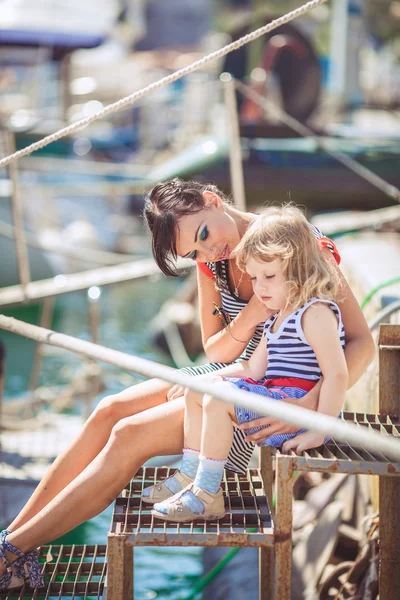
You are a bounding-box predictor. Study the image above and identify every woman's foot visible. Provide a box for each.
[0,530,44,591]
[141,470,194,504]
[0,530,24,590]
[152,484,226,522]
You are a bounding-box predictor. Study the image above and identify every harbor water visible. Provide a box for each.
[1,277,204,599]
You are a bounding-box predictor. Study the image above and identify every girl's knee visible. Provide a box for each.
[203,393,226,412]
[184,388,202,406]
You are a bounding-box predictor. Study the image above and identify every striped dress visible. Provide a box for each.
[180,225,339,473]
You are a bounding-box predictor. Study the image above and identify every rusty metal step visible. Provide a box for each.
[109,467,274,548]
[0,544,106,599]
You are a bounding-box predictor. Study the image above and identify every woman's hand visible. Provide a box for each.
[282,431,325,454]
[167,384,186,401]
[166,374,224,401]
[238,387,319,443]
[245,294,276,328]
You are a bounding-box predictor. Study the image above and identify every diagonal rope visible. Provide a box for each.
[235,79,400,203]
[0,0,328,169]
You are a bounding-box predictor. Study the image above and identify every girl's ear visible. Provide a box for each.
[202,190,223,209]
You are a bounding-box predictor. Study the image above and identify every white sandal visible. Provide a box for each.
[152,484,226,522]
[141,471,194,504]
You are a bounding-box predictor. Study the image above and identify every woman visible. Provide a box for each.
[0,179,374,589]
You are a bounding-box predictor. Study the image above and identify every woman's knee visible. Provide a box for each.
[107,416,154,461]
[89,394,122,427]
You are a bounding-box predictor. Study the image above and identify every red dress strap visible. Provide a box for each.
[197,262,216,280]
[317,236,341,265]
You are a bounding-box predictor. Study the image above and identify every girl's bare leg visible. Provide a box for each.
[8,378,172,532]
[184,390,204,451]
[184,388,237,459]
[201,391,237,459]
[151,390,237,519]
[0,397,185,564]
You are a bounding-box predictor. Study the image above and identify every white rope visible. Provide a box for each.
[235,79,400,203]
[0,0,328,169]
[0,314,399,461]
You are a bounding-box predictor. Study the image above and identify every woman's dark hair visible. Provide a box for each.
[143,178,227,282]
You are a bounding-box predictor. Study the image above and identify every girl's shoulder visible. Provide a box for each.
[298,298,344,339]
[300,299,340,321]
[296,297,341,314]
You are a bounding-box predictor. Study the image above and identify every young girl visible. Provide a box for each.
[149,205,348,522]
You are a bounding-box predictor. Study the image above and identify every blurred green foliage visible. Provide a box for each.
[365,0,400,45]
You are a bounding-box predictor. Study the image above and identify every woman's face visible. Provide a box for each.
[175,194,241,263]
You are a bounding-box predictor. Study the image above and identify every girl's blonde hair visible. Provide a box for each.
[234,204,342,309]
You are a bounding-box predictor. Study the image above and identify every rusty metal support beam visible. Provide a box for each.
[274,456,294,600]
[260,546,274,600]
[259,447,274,599]
[379,324,400,600]
[107,533,133,600]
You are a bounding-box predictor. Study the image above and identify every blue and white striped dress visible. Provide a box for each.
[229,298,346,447]
[180,225,339,471]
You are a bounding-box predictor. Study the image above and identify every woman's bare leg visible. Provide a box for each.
[0,397,185,565]
[8,378,173,532]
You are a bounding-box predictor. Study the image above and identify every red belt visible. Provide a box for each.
[242,377,316,392]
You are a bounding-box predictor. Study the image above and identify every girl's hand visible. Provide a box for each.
[239,390,319,443]
[281,431,325,454]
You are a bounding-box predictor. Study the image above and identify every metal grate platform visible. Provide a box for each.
[0,544,106,599]
[276,412,400,475]
[109,466,274,547]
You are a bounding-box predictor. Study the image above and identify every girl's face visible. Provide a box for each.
[246,256,288,312]
[175,194,241,263]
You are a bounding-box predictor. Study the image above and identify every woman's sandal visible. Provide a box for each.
[0,530,44,591]
[141,470,194,504]
[152,483,226,523]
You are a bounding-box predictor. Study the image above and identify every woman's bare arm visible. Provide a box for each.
[326,249,375,385]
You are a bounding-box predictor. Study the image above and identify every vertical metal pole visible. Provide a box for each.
[274,456,293,600]
[260,446,273,507]
[88,289,101,346]
[29,297,55,391]
[107,533,134,600]
[221,73,246,211]
[259,545,273,600]
[328,0,349,102]
[378,324,400,600]
[85,287,101,420]
[259,447,274,599]
[60,53,72,121]
[0,339,5,429]
[7,131,31,294]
